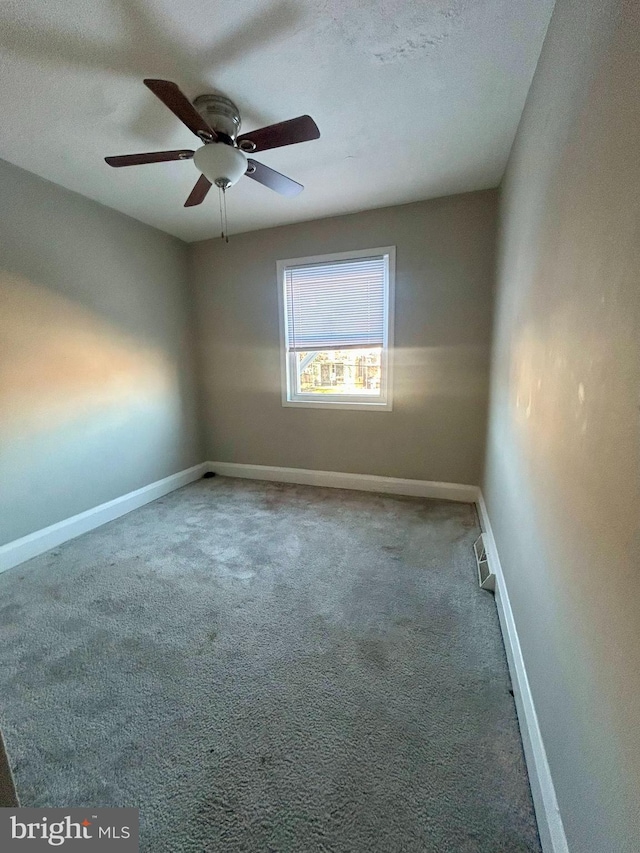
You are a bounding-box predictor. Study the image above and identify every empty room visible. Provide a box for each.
[0,0,638,851]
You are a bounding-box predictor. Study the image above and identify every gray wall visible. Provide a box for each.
[0,160,203,544]
[191,190,497,485]
[483,0,640,850]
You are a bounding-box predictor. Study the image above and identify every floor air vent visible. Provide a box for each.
[474,533,495,592]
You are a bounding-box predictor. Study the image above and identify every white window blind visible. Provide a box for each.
[285,255,386,352]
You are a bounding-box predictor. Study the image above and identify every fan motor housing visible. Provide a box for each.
[193,94,241,140]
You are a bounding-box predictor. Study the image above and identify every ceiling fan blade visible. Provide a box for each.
[237,115,320,152]
[185,174,212,207]
[245,159,303,196]
[105,150,194,167]
[143,79,217,140]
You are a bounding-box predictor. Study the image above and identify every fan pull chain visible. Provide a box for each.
[222,186,229,243]
[218,186,224,241]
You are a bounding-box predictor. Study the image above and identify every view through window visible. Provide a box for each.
[295,348,382,396]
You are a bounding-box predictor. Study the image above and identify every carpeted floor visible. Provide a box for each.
[0,476,540,852]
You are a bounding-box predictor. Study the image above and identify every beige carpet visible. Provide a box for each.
[0,476,540,851]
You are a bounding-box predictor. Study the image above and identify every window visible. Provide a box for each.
[277,247,395,410]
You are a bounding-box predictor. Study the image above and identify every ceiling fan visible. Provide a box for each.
[105,79,320,208]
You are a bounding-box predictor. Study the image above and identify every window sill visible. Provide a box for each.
[282,399,393,412]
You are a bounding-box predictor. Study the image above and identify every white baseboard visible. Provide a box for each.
[0,463,207,574]
[0,461,476,574]
[207,461,480,504]
[476,492,569,853]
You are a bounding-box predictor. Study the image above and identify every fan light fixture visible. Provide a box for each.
[193,142,248,189]
[104,79,320,241]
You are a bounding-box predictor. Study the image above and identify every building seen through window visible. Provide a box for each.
[296,348,382,395]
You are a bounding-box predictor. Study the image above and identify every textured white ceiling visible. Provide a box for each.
[0,0,554,241]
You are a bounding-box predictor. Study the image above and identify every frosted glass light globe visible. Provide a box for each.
[193,142,248,188]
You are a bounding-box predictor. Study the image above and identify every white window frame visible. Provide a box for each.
[277,246,395,411]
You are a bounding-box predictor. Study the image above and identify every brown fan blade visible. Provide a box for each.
[185,174,212,207]
[245,159,303,196]
[105,150,194,167]
[237,115,319,153]
[143,79,217,140]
